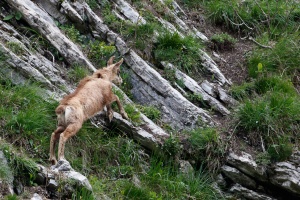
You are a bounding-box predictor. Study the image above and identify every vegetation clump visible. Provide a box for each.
[154,32,203,73]
[211,33,237,51]
[188,128,225,173]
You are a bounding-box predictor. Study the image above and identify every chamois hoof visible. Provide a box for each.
[108,113,114,122]
[122,112,129,120]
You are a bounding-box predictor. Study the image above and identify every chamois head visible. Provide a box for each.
[92,56,123,85]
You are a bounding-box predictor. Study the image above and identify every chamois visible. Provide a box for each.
[49,56,128,165]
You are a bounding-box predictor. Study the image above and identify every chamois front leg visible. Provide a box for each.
[106,104,114,122]
[49,126,65,165]
[57,123,82,161]
[112,94,128,120]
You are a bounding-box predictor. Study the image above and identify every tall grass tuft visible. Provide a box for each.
[154,32,203,73]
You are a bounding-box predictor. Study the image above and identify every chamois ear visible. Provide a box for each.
[113,58,123,70]
[107,56,115,66]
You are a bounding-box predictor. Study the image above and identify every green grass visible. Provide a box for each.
[154,32,203,73]
[137,105,161,123]
[0,142,38,186]
[248,34,300,78]
[211,33,237,51]
[87,41,116,68]
[0,81,57,159]
[179,0,202,9]
[230,82,256,101]
[124,104,141,124]
[188,128,225,173]
[139,157,223,200]
[67,64,90,83]
[6,41,25,55]
[205,0,300,36]
[125,22,157,50]
[236,90,300,161]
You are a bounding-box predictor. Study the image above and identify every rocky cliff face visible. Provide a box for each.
[1,0,299,199]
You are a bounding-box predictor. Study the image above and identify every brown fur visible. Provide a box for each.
[49,56,128,165]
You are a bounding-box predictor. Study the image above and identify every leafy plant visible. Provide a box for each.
[119,71,133,99]
[4,194,19,200]
[60,25,86,44]
[3,11,22,21]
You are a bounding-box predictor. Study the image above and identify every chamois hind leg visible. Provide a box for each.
[106,104,114,122]
[57,123,82,161]
[49,126,65,165]
[112,95,128,120]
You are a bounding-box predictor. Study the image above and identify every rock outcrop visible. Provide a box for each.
[218,151,300,200]
[37,160,92,198]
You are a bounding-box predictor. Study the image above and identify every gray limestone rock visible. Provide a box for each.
[227,151,267,182]
[269,161,300,196]
[229,183,276,200]
[221,165,256,189]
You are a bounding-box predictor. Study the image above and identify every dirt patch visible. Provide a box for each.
[181,4,253,86]
[211,40,253,85]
